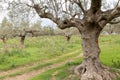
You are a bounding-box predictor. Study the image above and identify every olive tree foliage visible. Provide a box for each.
[0,17,13,44]
[29,21,42,37]
[113,23,120,34]
[7,0,120,80]
[12,20,40,46]
[62,27,80,42]
[12,21,30,46]
[108,17,120,34]
[102,17,120,35]
[2,0,41,46]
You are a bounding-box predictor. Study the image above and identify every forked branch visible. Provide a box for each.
[98,6,120,27]
[73,0,85,14]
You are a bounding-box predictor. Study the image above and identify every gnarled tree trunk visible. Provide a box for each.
[75,24,116,80]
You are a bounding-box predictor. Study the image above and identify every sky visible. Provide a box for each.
[0,0,57,28]
[0,8,57,28]
[0,0,119,28]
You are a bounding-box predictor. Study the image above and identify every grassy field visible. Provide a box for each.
[100,35,120,67]
[0,36,81,71]
[31,58,82,80]
[31,35,120,80]
[0,35,120,80]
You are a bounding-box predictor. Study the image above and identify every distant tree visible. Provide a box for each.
[54,27,79,36]
[114,23,120,34]
[103,24,114,34]
[7,1,38,46]
[103,17,120,35]
[63,28,72,42]
[109,17,120,34]
[12,21,30,46]
[65,33,72,42]
[30,21,42,37]
[43,26,55,35]
[0,17,13,44]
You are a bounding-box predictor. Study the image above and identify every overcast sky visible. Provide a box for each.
[0,0,119,28]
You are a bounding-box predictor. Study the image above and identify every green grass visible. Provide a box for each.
[99,35,120,68]
[0,35,120,80]
[31,35,120,80]
[31,58,82,80]
[31,66,69,80]
[0,36,81,71]
[0,48,81,79]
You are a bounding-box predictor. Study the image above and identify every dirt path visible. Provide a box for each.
[4,53,83,80]
[0,50,81,79]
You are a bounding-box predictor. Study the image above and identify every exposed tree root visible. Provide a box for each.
[74,62,117,80]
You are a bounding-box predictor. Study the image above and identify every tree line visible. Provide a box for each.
[0,17,80,46]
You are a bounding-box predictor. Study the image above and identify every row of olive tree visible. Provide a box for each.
[0,17,74,46]
[0,18,39,46]
[103,23,120,34]
[0,17,118,46]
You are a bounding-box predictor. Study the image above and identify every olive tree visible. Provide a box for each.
[8,0,120,80]
[12,21,30,46]
[0,17,13,44]
[7,1,40,46]
[102,17,120,34]
[63,28,72,42]
[113,23,120,34]
[29,21,42,37]
[26,0,120,80]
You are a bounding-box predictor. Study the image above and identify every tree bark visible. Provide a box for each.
[1,37,7,48]
[65,35,71,42]
[66,36,71,42]
[20,36,25,46]
[75,24,116,80]
[1,37,6,44]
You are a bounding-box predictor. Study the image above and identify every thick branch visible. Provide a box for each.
[90,0,101,13]
[25,1,83,30]
[33,4,57,22]
[114,0,120,9]
[108,0,120,21]
[33,4,77,29]
[98,7,120,27]
[57,18,76,29]
[109,20,120,24]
